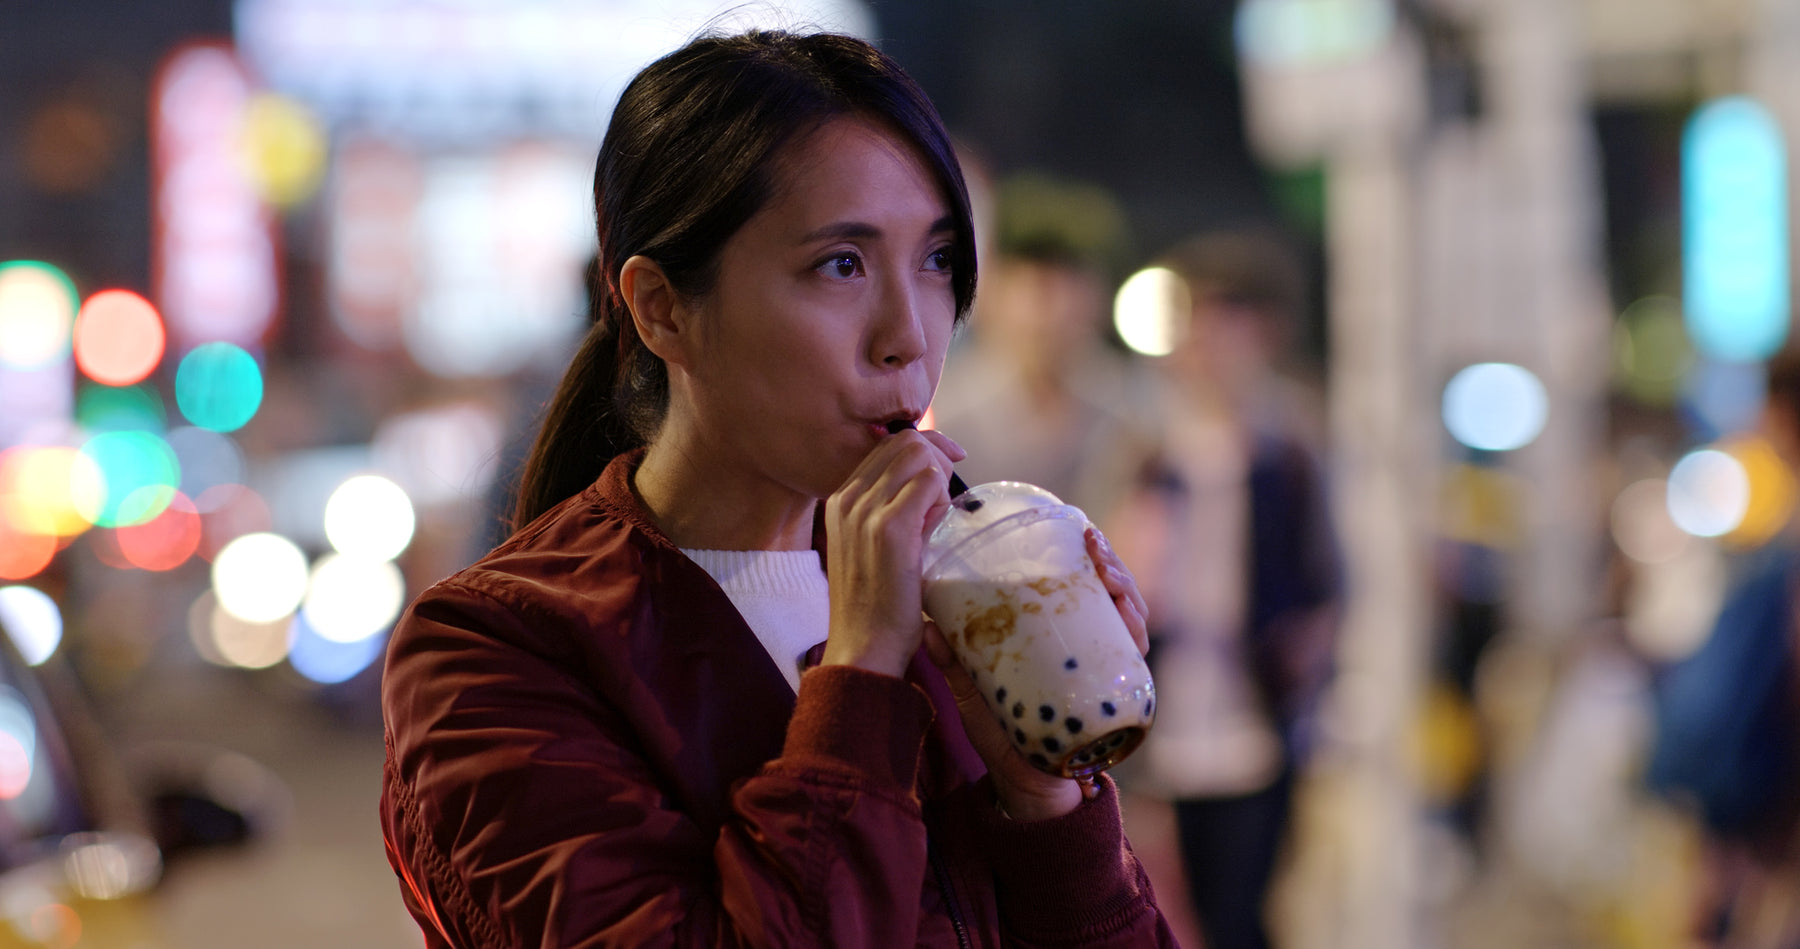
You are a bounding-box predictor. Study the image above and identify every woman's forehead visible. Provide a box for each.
[761,116,950,227]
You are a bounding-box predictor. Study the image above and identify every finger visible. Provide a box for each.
[1087,529,1149,620]
[917,428,967,463]
[1119,593,1150,655]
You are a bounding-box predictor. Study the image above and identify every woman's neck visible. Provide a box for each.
[632,428,818,551]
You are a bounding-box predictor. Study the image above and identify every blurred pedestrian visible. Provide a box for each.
[1108,227,1342,949]
[378,30,1177,948]
[1648,350,1800,949]
[930,172,1156,526]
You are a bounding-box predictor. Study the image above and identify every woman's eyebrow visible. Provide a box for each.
[798,214,957,244]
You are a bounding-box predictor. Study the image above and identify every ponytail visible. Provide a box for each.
[510,281,667,530]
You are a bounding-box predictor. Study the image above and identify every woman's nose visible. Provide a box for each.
[872,277,929,368]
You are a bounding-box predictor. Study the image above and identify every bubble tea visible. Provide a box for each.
[921,481,1154,778]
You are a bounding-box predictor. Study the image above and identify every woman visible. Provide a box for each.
[381,30,1176,947]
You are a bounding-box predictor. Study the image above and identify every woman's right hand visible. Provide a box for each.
[821,428,964,678]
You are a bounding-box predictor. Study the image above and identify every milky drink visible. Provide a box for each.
[921,481,1154,778]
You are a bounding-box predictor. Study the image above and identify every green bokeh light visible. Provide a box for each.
[77,384,167,434]
[175,343,264,433]
[78,431,180,528]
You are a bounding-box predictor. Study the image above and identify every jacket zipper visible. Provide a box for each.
[928,843,973,949]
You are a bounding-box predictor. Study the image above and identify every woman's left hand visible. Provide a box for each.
[1086,526,1150,655]
[923,525,1150,821]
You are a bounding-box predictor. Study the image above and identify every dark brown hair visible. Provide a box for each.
[511,30,977,529]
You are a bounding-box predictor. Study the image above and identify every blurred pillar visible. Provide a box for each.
[1484,0,1609,649]
[1749,0,1800,302]
[1237,7,1434,945]
[1323,127,1431,949]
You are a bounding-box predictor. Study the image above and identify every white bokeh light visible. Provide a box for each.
[1112,267,1191,357]
[1610,479,1689,565]
[301,554,405,644]
[1442,362,1549,452]
[323,474,416,562]
[1667,449,1751,538]
[212,532,310,624]
[0,586,61,666]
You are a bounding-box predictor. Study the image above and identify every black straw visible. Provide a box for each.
[886,418,970,498]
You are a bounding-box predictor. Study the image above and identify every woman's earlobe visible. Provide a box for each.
[618,255,687,363]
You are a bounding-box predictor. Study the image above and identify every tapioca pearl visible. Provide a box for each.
[1013,728,1027,746]
[1042,737,1061,754]
[1101,701,1116,717]
[1038,705,1055,722]
[1065,717,1083,734]
[1063,657,1078,670]
[1012,702,1025,719]
[1028,753,1050,770]
[996,686,1007,704]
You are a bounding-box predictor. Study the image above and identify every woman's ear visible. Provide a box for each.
[618,255,692,367]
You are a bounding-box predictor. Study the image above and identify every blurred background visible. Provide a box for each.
[2,0,1798,946]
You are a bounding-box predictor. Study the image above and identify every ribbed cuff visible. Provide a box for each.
[973,774,1146,938]
[782,665,935,792]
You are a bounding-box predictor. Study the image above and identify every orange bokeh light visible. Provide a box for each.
[0,522,55,580]
[73,289,164,386]
[116,491,201,571]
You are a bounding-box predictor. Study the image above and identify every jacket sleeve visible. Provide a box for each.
[381,580,937,949]
[947,774,1180,948]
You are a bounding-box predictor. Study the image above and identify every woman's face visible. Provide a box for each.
[675,116,960,499]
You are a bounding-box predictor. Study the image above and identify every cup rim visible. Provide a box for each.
[922,502,1088,580]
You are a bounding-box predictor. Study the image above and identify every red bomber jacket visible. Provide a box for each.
[380,450,1179,948]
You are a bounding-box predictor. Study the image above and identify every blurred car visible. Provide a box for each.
[0,615,282,949]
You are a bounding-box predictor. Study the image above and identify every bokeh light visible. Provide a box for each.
[1612,295,1692,405]
[1610,478,1689,565]
[241,92,328,208]
[72,290,164,386]
[167,426,246,500]
[323,475,415,561]
[1236,0,1395,68]
[0,261,79,371]
[1113,267,1190,357]
[0,522,56,581]
[211,532,308,624]
[1684,358,1766,440]
[174,343,264,433]
[0,688,36,799]
[1719,435,1796,548]
[1441,363,1549,452]
[1667,448,1750,538]
[288,611,387,685]
[0,446,104,538]
[188,591,292,669]
[76,384,165,434]
[77,431,179,528]
[115,492,202,572]
[0,586,62,666]
[300,554,404,644]
[1683,96,1789,363]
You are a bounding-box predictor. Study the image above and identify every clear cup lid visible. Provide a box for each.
[924,480,1081,575]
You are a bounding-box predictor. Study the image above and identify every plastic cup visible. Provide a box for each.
[921,481,1154,777]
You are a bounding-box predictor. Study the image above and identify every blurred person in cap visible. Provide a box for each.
[1107,227,1342,949]
[1648,349,1800,948]
[929,172,1158,526]
[379,29,1175,948]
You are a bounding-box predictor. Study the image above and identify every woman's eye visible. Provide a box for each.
[819,254,861,280]
[924,247,953,273]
